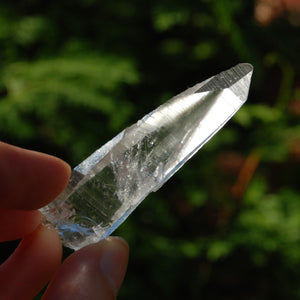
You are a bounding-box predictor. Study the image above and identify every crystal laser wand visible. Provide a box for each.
[40,63,253,250]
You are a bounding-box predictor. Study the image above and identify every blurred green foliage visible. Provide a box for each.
[0,0,299,299]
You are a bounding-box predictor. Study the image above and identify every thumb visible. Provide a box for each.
[43,237,129,300]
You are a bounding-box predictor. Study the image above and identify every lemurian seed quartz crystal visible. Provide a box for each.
[40,63,253,250]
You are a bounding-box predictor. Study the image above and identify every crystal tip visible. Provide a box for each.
[196,63,253,103]
[231,63,253,103]
[236,63,253,74]
[234,63,254,85]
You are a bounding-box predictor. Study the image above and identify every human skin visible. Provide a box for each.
[0,142,129,299]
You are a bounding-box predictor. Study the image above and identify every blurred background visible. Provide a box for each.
[0,0,299,299]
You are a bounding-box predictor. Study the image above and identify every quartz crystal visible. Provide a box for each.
[40,63,253,250]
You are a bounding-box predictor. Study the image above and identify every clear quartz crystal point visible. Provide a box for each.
[40,63,253,250]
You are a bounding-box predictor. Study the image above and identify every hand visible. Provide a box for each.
[0,142,129,299]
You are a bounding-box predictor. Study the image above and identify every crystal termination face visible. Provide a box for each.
[40,63,253,250]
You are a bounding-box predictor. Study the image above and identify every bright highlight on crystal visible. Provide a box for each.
[40,63,253,250]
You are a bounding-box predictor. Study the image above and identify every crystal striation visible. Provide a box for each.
[40,63,253,250]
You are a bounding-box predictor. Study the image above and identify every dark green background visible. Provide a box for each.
[0,0,299,299]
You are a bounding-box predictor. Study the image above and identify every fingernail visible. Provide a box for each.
[98,237,129,295]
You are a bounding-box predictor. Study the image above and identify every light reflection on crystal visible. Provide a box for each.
[40,63,253,250]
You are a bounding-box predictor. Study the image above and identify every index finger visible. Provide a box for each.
[0,142,71,210]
